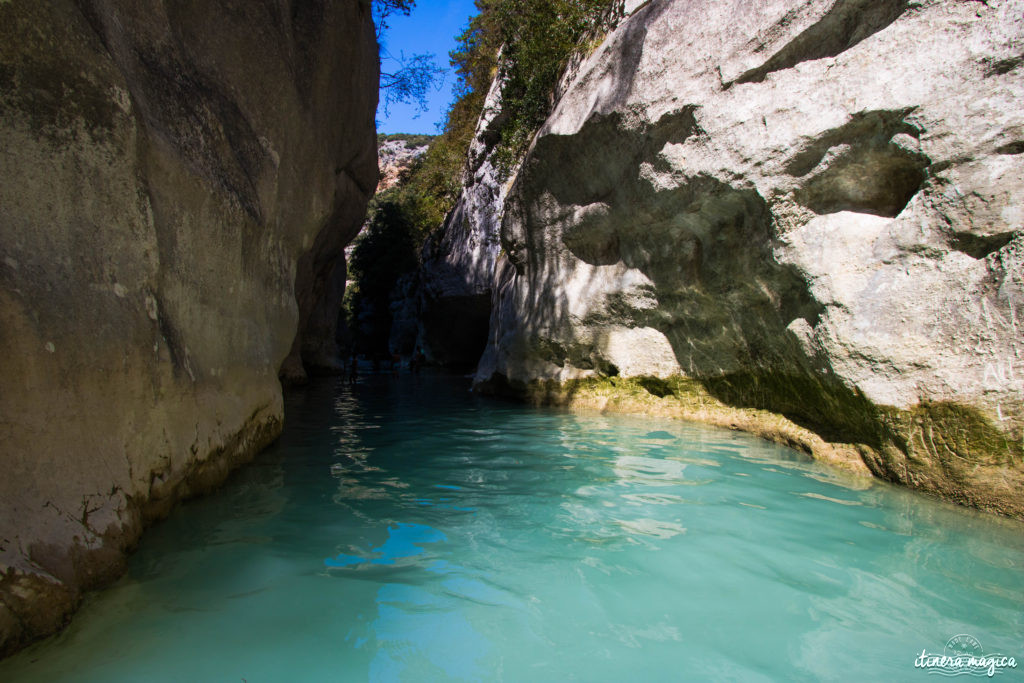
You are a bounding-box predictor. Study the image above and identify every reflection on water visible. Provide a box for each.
[1,372,1022,682]
[325,523,447,569]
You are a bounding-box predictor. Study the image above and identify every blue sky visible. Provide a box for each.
[377,0,480,135]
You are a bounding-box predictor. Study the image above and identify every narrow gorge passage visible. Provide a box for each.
[1,371,1021,681]
[3,0,1023,676]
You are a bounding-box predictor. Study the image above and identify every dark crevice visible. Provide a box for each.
[983,54,1024,77]
[785,108,919,176]
[469,107,511,173]
[636,376,673,398]
[418,293,493,370]
[995,141,1024,155]
[153,295,194,379]
[730,0,911,86]
[787,109,928,218]
[950,231,1018,259]
[794,147,927,217]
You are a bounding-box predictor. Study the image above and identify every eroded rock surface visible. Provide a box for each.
[393,76,510,367]
[475,0,1024,514]
[377,137,430,192]
[0,0,377,654]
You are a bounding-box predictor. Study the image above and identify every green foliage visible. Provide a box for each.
[382,0,613,219]
[349,195,418,307]
[386,0,612,218]
[377,132,437,147]
[372,0,415,39]
[345,172,439,353]
[474,0,613,170]
[374,1,444,117]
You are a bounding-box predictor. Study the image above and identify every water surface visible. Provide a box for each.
[3,372,1022,681]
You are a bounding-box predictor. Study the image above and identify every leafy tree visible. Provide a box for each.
[379,52,445,117]
[374,0,445,117]
[372,0,415,40]
[345,165,437,354]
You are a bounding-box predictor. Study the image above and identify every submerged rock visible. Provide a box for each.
[0,0,377,655]
[473,0,1024,515]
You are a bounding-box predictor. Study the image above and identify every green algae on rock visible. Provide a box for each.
[478,373,1024,519]
[469,0,1024,518]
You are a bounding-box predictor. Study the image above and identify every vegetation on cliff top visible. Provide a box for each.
[470,0,615,169]
[381,0,615,223]
[377,132,437,147]
[422,0,614,200]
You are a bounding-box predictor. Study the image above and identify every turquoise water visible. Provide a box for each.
[3,372,1022,681]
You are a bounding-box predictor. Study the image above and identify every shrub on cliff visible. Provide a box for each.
[476,0,613,168]
[401,0,614,220]
[377,132,436,147]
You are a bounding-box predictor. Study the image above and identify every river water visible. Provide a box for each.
[2,372,1021,681]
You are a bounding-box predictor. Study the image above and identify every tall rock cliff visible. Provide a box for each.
[0,0,378,654]
[471,0,1024,515]
[409,75,511,367]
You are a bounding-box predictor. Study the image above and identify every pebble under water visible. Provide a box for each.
[3,371,1022,681]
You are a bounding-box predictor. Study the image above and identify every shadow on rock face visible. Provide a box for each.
[513,108,823,382]
[785,108,930,218]
[730,0,912,86]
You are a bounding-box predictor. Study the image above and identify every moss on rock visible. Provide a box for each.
[498,373,1024,519]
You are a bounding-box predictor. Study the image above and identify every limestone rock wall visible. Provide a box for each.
[406,75,512,367]
[474,0,1024,515]
[0,0,378,654]
[378,138,430,192]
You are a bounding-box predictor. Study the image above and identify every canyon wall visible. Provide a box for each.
[409,76,510,367]
[471,0,1024,515]
[0,0,378,654]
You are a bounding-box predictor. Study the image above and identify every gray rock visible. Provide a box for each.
[413,74,511,367]
[475,0,1024,515]
[378,138,429,192]
[0,0,377,654]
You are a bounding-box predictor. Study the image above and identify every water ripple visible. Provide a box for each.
[3,374,1021,683]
